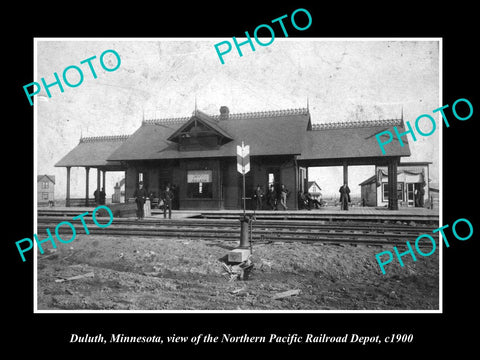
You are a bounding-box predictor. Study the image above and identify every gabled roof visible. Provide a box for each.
[108,108,311,161]
[37,174,55,184]
[55,135,129,168]
[56,107,413,168]
[358,174,378,186]
[307,181,321,190]
[167,110,233,144]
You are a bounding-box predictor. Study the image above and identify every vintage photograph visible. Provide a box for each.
[34,38,440,311]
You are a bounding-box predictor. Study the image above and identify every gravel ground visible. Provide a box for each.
[36,234,439,311]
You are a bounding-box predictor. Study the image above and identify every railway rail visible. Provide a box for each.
[36,215,439,248]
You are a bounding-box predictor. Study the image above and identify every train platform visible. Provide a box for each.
[197,206,439,223]
[38,205,439,223]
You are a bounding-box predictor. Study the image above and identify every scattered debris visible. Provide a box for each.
[143,272,160,277]
[221,259,254,281]
[55,272,94,283]
[272,289,301,300]
[39,249,58,260]
[230,287,246,294]
[260,258,273,267]
[67,264,83,269]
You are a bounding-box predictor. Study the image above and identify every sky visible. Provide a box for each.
[35,38,440,200]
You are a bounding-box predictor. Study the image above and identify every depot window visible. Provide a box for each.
[187,170,213,198]
[382,182,404,202]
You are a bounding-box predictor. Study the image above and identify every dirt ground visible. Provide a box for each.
[36,234,439,311]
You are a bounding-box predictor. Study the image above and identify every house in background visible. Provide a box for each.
[37,174,55,206]
[359,162,432,207]
[307,181,322,200]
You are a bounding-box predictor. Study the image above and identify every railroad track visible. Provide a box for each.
[36,216,439,247]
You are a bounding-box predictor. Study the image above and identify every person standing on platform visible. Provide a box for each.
[417,184,425,207]
[133,181,148,220]
[267,184,277,210]
[100,187,106,205]
[162,185,174,219]
[279,184,289,210]
[93,188,100,205]
[420,186,425,207]
[339,183,351,210]
[253,185,264,210]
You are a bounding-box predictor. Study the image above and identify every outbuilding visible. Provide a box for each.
[359,162,431,207]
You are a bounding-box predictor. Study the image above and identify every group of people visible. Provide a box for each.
[298,191,323,210]
[253,183,352,211]
[133,182,175,220]
[132,181,353,219]
[253,184,290,210]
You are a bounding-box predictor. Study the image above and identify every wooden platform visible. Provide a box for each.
[38,205,439,223]
[198,206,439,223]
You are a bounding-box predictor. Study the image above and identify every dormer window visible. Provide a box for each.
[167,110,233,151]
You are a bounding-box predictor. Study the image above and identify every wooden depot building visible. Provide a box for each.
[359,162,432,207]
[55,105,411,210]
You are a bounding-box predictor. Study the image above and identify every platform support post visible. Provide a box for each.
[66,166,71,207]
[96,168,101,205]
[343,162,348,186]
[388,158,398,210]
[102,170,106,192]
[85,166,90,207]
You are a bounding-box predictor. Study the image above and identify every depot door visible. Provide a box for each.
[407,183,415,207]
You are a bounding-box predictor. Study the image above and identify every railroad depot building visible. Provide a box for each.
[358,162,431,207]
[55,106,412,210]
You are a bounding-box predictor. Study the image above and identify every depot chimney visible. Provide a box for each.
[219,106,230,120]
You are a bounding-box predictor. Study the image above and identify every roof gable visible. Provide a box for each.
[108,108,311,161]
[307,181,321,190]
[167,110,233,145]
[38,174,55,184]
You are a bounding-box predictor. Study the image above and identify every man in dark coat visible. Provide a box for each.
[133,181,148,220]
[267,184,277,210]
[253,185,264,210]
[93,189,100,205]
[339,183,351,210]
[161,185,174,219]
[99,187,106,205]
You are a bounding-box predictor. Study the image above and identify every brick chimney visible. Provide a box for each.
[219,106,230,120]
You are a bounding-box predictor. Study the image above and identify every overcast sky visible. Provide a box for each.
[36,39,440,199]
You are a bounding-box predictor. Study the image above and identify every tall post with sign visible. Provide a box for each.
[234,141,251,251]
[237,141,250,215]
